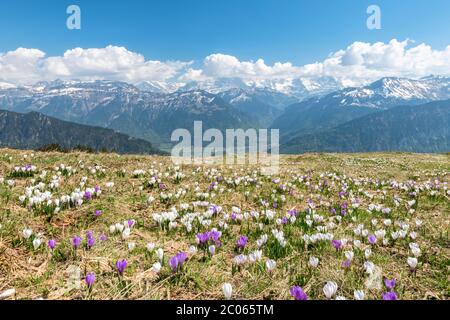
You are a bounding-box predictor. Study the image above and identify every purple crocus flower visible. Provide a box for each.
[84,191,92,200]
[127,220,135,228]
[94,210,102,217]
[368,235,377,245]
[231,212,237,220]
[116,259,128,275]
[290,286,308,300]
[382,291,398,300]
[209,204,219,214]
[47,239,56,250]
[384,278,396,291]
[236,236,248,249]
[342,259,352,269]
[85,272,96,288]
[288,209,298,217]
[281,217,289,225]
[169,252,188,272]
[332,239,342,251]
[71,236,82,249]
[210,230,221,243]
[87,235,95,249]
[99,233,107,241]
[197,231,210,245]
[159,183,166,190]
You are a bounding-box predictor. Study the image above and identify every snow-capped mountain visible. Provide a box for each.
[1,76,449,151]
[0,81,16,90]
[217,87,298,127]
[136,80,182,94]
[0,80,256,148]
[272,75,450,139]
[338,76,450,108]
[177,76,343,100]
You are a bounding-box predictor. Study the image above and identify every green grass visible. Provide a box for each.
[0,149,448,300]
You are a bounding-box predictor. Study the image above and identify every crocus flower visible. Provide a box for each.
[156,248,164,261]
[85,272,96,288]
[382,291,398,300]
[87,234,95,249]
[22,228,33,239]
[222,283,233,299]
[84,191,92,200]
[354,290,365,300]
[384,278,396,291]
[368,235,377,245]
[331,240,342,251]
[72,236,82,249]
[236,236,248,249]
[151,262,161,273]
[197,231,210,245]
[47,239,56,250]
[169,252,188,273]
[94,210,102,217]
[116,259,128,275]
[290,286,308,300]
[407,257,418,271]
[323,281,338,299]
[309,256,319,268]
[265,259,276,272]
[33,238,42,250]
[342,259,352,269]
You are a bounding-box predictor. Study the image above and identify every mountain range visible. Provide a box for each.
[0,75,449,153]
[0,110,160,154]
[281,99,450,154]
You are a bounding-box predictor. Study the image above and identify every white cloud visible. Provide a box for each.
[0,40,450,88]
[299,39,450,86]
[0,45,190,84]
[180,39,450,87]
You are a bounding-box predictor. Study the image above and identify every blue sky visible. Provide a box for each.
[0,0,449,86]
[0,0,449,65]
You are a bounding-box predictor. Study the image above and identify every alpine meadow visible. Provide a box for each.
[0,0,449,304]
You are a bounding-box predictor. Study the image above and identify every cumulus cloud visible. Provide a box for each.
[305,39,450,86]
[180,53,301,81]
[1,40,450,87]
[180,39,450,87]
[0,45,190,84]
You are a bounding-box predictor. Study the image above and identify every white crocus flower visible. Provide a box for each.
[151,262,161,273]
[265,259,276,272]
[33,238,42,250]
[156,248,164,261]
[407,257,418,269]
[323,281,338,299]
[309,256,319,268]
[22,228,33,239]
[222,283,233,299]
[354,290,365,300]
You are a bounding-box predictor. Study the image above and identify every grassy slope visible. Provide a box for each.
[0,149,448,300]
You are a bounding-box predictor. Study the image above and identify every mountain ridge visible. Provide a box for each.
[0,109,162,154]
